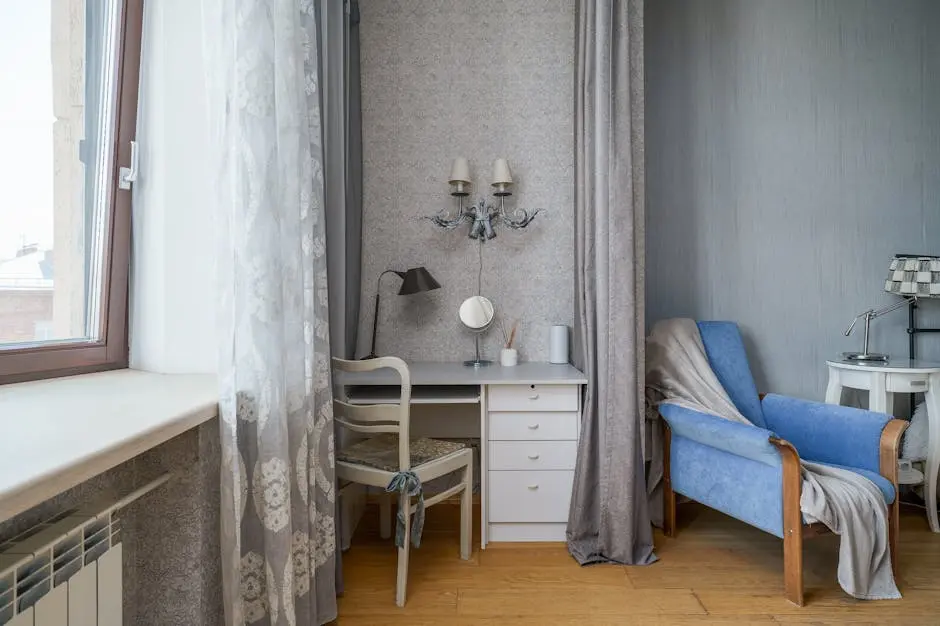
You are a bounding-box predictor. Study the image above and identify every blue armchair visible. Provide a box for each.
[660,321,908,606]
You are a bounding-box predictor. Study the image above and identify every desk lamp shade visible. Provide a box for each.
[885,256,940,298]
[398,266,441,295]
[364,266,440,359]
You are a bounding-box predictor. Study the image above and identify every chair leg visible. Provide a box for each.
[771,437,805,607]
[783,528,804,607]
[663,423,676,538]
[663,480,676,538]
[396,494,411,607]
[379,493,392,540]
[460,458,473,560]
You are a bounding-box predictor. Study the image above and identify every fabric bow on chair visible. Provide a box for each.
[386,470,425,548]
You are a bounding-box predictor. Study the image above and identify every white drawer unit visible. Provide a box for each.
[488,384,579,412]
[488,440,578,471]
[488,470,574,522]
[487,411,579,441]
[482,380,583,545]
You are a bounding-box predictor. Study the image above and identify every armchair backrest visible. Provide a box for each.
[697,321,766,428]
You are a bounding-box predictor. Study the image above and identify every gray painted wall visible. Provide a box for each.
[646,0,940,401]
[357,0,575,363]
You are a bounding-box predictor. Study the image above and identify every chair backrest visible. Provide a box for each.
[696,321,767,428]
[332,356,413,470]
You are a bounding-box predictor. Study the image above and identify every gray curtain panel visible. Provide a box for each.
[319,0,363,361]
[204,0,339,624]
[316,0,363,572]
[567,0,656,566]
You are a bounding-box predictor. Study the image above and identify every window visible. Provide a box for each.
[0,0,142,384]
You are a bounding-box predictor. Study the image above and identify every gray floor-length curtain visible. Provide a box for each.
[567,0,656,566]
[203,0,339,624]
[316,0,363,570]
[318,0,363,361]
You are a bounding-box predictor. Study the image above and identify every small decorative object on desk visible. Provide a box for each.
[550,325,569,364]
[500,318,519,367]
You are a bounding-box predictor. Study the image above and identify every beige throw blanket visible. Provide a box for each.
[647,318,900,600]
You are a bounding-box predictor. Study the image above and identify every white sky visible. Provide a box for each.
[0,1,55,260]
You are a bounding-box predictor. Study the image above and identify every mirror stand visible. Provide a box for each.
[464,335,493,368]
[459,295,495,367]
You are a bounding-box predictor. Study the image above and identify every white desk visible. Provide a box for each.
[336,361,587,547]
[825,358,940,533]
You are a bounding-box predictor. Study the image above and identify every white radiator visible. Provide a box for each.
[0,475,172,626]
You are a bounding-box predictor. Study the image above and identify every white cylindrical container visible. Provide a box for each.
[549,325,569,364]
[500,348,518,367]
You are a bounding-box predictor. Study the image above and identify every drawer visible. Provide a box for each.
[488,384,579,412]
[488,411,579,441]
[488,440,578,471]
[488,470,574,522]
[886,373,930,394]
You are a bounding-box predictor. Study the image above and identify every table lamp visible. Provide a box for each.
[843,255,940,361]
[363,267,440,359]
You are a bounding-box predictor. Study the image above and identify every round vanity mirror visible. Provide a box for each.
[458,295,495,331]
[458,295,495,367]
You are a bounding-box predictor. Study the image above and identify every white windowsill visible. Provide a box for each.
[0,369,218,522]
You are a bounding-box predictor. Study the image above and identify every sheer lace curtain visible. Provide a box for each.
[202,1,338,624]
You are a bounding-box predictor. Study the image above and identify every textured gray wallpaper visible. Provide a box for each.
[357,0,575,363]
[646,0,940,401]
[0,423,222,625]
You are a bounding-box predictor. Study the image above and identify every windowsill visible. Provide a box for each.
[0,369,218,522]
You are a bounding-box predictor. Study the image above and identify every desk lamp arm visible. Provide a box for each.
[844,296,917,359]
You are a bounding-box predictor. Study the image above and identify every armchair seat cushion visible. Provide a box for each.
[811,461,895,505]
[337,435,466,472]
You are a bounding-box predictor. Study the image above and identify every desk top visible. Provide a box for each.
[336,361,587,386]
[827,358,940,374]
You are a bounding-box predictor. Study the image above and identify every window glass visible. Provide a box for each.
[0,0,122,347]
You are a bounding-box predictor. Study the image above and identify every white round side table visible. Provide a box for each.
[825,358,940,533]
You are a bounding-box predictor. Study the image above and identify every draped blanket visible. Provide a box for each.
[646,318,900,600]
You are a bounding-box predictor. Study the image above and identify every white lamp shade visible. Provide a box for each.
[449,157,471,184]
[885,256,940,297]
[491,158,513,186]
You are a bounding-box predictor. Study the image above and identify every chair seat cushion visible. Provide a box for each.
[811,461,896,505]
[337,434,467,472]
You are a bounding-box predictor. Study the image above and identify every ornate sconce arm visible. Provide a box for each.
[425,207,473,230]
[501,208,542,230]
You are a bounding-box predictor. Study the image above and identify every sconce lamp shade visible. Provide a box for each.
[397,266,441,295]
[885,255,940,297]
[491,158,513,186]
[449,157,471,184]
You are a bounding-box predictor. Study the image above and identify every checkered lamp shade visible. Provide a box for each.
[885,256,940,297]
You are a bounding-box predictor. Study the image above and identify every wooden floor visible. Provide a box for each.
[333,502,940,625]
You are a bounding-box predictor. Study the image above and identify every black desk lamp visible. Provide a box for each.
[363,267,440,359]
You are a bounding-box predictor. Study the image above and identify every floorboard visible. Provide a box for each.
[332,502,940,624]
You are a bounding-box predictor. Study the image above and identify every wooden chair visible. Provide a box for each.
[333,357,473,607]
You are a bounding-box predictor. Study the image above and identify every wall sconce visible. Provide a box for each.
[427,157,542,241]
